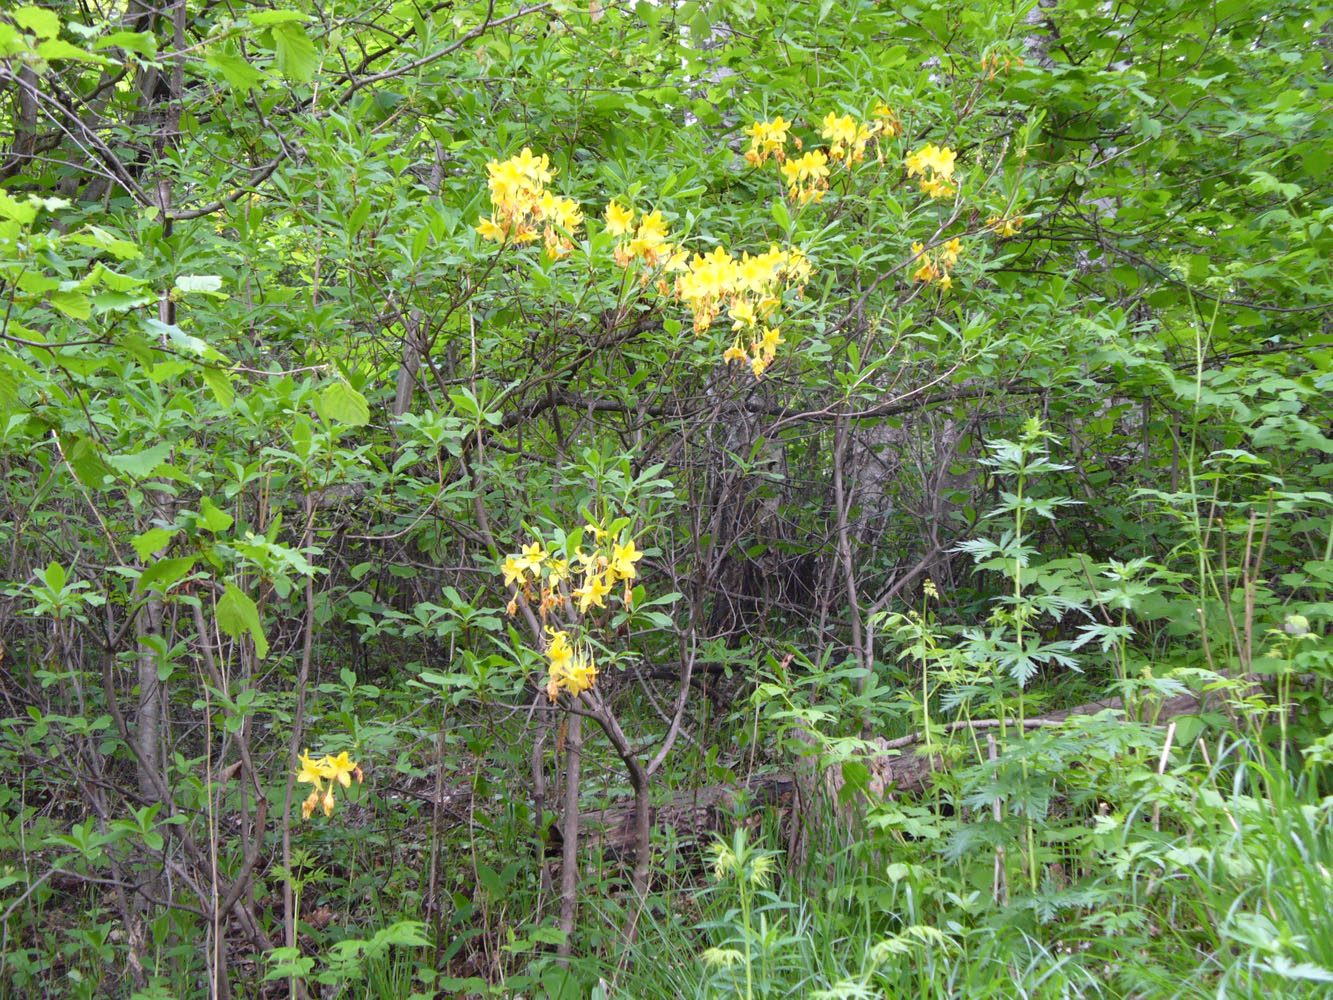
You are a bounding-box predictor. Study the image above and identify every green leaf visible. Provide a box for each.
[249,9,310,25]
[198,497,234,533]
[217,584,269,658]
[106,442,172,478]
[271,23,318,83]
[174,274,224,294]
[132,528,177,560]
[201,367,234,406]
[317,382,370,427]
[206,51,265,91]
[0,191,37,224]
[13,6,60,39]
[36,38,113,64]
[136,556,196,595]
[49,290,90,319]
[95,30,157,55]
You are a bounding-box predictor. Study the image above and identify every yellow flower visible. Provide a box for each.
[544,630,598,700]
[515,540,547,575]
[905,143,958,198]
[502,554,528,587]
[872,101,901,136]
[635,210,669,244]
[987,214,1024,237]
[743,116,791,165]
[819,112,872,163]
[296,751,324,788]
[321,751,358,788]
[476,216,507,242]
[547,628,574,667]
[781,149,830,204]
[573,572,613,614]
[723,342,749,365]
[920,176,955,199]
[296,749,362,821]
[610,539,642,581]
[759,326,783,353]
[605,201,634,236]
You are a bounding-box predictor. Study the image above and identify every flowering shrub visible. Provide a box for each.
[501,522,644,701]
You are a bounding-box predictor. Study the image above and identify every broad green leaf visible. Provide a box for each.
[174,275,223,294]
[217,584,269,658]
[206,51,265,91]
[94,30,157,55]
[106,442,172,478]
[271,23,318,83]
[132,528,177,560]
[48,290,90,319]
[13,6,60,39]
[198,497,234,533]
[37,38,113,64]
[317,382,370,427]
[249,10,310,25]
[136,556,196,594]
[202,368,235,406]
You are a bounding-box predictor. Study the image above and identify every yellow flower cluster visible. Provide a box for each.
[607,205,688,273]
[544,628,596,701]
[987,213,1024,237]
[723,324,784,378]
[745,109,899,204]
[601,198,812,377]
[476,147,583,258]
[501,526,644,622]
[296,750,363,821]
[678,244,810,377]
[781,149,831,204]
[743,116,792,166]
[820,112,877,165]
[872,101,902,137]
[905,143,959,199]
[910,238,963,290]
[502,524,646,702]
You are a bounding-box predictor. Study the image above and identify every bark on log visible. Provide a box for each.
[575,692,1201,859]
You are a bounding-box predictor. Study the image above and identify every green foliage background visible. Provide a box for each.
[0,0,1330,995]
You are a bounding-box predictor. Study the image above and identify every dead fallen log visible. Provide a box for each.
[576,692,1201,859]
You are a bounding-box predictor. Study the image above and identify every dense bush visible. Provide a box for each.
[1,0,1330,995]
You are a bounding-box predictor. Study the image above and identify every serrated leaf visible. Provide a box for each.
[316,382,370,427]
[198,497,234,533]
[206,50,265,91]
[271,23,317,83]
[217,584,268,658]
[13,6,60,39]
[132,527,176,560]
[106,442,172,478]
